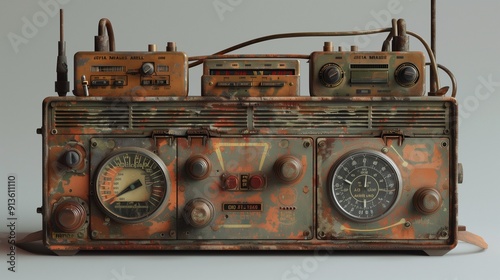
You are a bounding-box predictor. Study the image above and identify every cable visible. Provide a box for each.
[188,54,311,61]
[407,31,440,93]
[95,18,115,51]
[187,25,445,96]
[382,19,397,51]
[426,63,457,97]
[188,28,393,68]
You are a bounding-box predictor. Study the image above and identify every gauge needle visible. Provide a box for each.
[103,179,143,204]
[364,175,368,188]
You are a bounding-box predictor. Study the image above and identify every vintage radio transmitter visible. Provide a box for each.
[310,49,425,97]
[40,96,460,256]
[29,8,488,256]
[201,59,300,97]
[74,48,188,97]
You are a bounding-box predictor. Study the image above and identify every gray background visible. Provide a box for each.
[0,0,499,279]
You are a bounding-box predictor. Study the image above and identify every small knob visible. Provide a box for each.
[413,188,443,215]
[395,63,419,87]
[185,155,211,180]
[323,42,333,52]
[141,62,155,76]
[64,149,82,168]
[319,63,343,87]
[53,200,86,232]
[148,44,157,52]
[274,156,303,183]
[183,198,214,228]
[166,42,177,52]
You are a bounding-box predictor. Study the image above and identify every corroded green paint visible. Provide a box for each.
[41,96,458,255]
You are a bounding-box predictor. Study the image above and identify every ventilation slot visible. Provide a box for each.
[372,106,447,129]
[54,107,130,128]
[254,107,370,129]
[130,107,247,129]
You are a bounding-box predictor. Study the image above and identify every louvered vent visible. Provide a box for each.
[254,106,370,128]
[50,99,451,135]
[130,106,247,129]
[53,104,247,131]
[371,106,447,129]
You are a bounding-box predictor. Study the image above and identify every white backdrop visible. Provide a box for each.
[1,0,499,279]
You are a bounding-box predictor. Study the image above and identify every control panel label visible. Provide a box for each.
[223,203,263,211]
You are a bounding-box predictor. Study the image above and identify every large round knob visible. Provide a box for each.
[183,198,214,228]
[53,200,86,232]
[413,187,443,215]
[274,156,303,183]
[185,155,211,180]
[395,63,419,87]
[319,63,343,87]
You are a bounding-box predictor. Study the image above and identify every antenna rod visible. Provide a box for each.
[55,9,69,96]
[430,0,437,94]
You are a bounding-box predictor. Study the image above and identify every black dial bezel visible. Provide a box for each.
[328,149,402,222]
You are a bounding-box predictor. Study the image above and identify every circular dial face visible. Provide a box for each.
[329,150,402,222]
[94,148,169,223]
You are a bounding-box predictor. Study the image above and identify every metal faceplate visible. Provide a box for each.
[41,96,457,254]
[177,137,314,240]
[317,137,452,242]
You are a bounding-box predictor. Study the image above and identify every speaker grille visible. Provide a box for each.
[50,98,452,136]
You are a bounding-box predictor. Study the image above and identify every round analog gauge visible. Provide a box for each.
[329,150,402,222]
[94,148,169,223]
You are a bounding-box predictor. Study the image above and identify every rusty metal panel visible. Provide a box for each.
[73,51,188,97]
[41,96,458,255]
[177,137,313,240]
[202,60,300,97]
[310,51,426,96]
[317,137,453,242]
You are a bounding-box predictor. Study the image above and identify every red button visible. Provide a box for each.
[224,175,239,190]
[249,175,265,189]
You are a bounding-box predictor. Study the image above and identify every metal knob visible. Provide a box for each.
[141,62,155,76]
[413,187,443,215]
[319,63,343,87]
[53,200,86,233]
[64,149,81,168]
[183,198,214,228]
[395,63,419,87]
[185,155,211,180]
[274,156,303,183]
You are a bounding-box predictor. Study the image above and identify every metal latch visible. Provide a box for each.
[151,130,174,146]
[186,128,220,146]
[380,129,406,146]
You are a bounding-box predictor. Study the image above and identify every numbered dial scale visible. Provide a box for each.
[329,150,402,222]
[94,148,169,223]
